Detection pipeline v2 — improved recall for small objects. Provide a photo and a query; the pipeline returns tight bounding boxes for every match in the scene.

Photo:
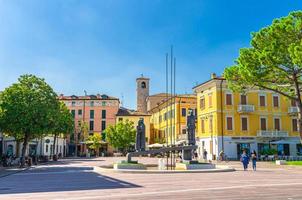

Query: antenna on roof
[121,93,124,107]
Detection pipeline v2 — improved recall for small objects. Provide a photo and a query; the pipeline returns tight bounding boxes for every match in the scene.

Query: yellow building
[116,107,151,144]
[149,95,197,144]
[193,73,302,160]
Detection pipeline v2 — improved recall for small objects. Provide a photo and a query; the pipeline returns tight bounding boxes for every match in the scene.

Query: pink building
[59,94,119,156]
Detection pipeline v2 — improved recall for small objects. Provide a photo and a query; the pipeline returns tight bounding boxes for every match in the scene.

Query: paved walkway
[0,157,301,200]
[0,166,29,178]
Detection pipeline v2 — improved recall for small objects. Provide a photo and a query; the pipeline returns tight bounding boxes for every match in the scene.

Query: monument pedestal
[175,161,215,170]
[113,160,146,170]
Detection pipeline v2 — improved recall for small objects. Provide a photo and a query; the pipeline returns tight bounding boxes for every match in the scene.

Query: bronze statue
[135,119,146,151]
[187,111,196,145]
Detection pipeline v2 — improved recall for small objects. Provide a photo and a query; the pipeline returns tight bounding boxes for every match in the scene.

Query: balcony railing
[257,130,288,137]
[288,106,299,115]
[237,104,255,113]
[178,134,187,140]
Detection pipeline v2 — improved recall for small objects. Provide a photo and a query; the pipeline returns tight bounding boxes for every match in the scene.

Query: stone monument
[135,118,146,152]
[182,112,196,161]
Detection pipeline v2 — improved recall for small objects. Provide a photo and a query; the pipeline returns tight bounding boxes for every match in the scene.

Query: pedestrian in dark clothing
[251,150,257,171]
[203,150,208,161]
[240,150,249,171]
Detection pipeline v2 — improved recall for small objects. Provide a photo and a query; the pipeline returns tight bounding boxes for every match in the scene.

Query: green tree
[51,102,74,160]
[85,133,103,156]
[105,120,136,153]
[224,11,302,141]
[0,74,58,166]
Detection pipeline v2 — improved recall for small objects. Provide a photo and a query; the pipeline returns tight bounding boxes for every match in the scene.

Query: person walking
[203,150,208,161]
[240,150,250,171]
[251,150,257,171]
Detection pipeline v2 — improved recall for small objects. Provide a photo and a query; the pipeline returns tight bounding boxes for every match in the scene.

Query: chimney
[211,73,217,79]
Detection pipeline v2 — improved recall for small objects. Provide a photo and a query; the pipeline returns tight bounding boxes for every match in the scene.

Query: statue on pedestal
[135,119,146,151]
[187,111,196,146]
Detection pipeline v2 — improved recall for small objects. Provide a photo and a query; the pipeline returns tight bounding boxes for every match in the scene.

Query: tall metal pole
[165,53,169,170]
[170,45,173,170]
[173,57,176,169]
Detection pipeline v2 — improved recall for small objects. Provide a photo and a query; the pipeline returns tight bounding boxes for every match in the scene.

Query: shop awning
[270,140,298,144]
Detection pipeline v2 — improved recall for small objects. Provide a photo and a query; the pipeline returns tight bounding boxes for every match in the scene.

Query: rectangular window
[89,121,94,131]
[208,95,212,107]
[72,101,76,107]
[78,109,82,115]
[71,110,75,118]
[45,144,48,153]
[293,119,298,132]
[201,119,205,133]
[90,110,94,119]
[241,95,247,105]
[90,101,94,107]
[226,94,232,105]
[241,117,248,131]
[118,118,123,122]
[226,117,233,130]
[260,95,266,107]
[260,118,267,130]
[182,129,186,134]
[200,98,205,110]
[102,121,106,131]
[273,96,279,107]
[291,99,297,107]
[274,118,280,130]
[181,108,186,117]
[209,118,213,133]
[102,110,106,119]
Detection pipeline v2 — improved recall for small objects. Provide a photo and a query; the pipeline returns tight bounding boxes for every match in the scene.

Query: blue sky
[0,0,301,109]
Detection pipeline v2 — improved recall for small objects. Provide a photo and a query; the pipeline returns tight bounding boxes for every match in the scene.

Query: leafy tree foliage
[105,120,136,153]
[51,102,74,158]
[86,133,103,156]
[0,75,62,166]
[224,11,302,141]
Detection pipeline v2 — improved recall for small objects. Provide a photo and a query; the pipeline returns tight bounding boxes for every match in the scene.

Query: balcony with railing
[288,106,299,115]
[178,134,187,140]
[257,130,288,137]
[237,104,255,113]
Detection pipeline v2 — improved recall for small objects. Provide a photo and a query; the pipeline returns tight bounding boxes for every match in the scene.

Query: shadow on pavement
[0,166,140,194]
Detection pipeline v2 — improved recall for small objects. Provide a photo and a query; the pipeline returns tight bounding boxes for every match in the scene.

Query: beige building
[116,107,151,144]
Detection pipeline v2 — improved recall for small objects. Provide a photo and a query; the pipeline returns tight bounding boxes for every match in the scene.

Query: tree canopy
[105,120,136,153]
[224,11,302,140]
[0,74,69,164]
[86,133,103,156]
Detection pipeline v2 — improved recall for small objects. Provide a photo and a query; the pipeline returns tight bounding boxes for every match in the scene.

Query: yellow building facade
[193,74,302,160]
[149,95,197,144]
[116,107,151,144]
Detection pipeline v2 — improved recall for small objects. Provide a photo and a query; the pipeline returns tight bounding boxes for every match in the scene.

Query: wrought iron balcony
[257,130,288,137]
[237,104,255,113]
[288,106,299,115]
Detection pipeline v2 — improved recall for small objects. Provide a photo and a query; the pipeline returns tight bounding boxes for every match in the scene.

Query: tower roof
[136,74,149,81]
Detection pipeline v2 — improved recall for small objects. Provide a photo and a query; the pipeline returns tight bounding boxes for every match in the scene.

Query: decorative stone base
[113,162,146,170]
[276,160,287,165]
[175,162,215,170]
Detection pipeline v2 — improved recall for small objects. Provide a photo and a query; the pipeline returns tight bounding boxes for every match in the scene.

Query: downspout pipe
[220,79,224,152]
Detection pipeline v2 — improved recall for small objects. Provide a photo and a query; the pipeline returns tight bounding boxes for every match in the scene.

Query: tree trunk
[16,140,20,157]
[53,134,58,161]
[299,106,302,144]
[20,134,29,167]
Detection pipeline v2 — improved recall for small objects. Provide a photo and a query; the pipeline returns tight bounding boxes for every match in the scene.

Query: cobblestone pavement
[0,157,302,200]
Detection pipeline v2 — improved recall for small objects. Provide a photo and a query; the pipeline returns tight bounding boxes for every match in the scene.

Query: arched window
[141,82,146,88]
